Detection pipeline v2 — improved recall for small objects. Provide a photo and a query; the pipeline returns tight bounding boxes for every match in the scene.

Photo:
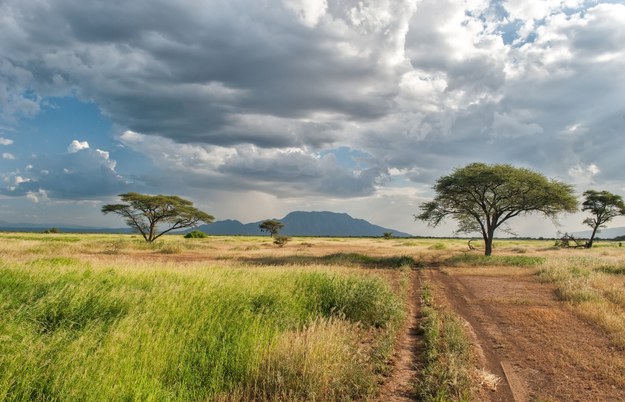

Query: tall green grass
[0,260,403,401]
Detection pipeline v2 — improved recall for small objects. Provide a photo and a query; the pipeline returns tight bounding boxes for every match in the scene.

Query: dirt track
[377,270,422,401]
[423,267,625,402]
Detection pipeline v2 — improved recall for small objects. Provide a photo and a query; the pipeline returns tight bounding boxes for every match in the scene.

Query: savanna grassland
[2,233,625,401]
[0,233,415,401]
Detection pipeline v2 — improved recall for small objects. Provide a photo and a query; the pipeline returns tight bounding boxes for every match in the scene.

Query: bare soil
[423,267,625,402]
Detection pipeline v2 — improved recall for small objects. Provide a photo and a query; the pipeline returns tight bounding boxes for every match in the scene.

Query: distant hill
[197,211,413,237]
[572,227,625,239]
[0,211,413,237]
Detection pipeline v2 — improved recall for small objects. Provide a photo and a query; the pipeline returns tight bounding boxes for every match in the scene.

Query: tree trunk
[484,228,494,256]
[484,238,493,256]
[586,225,599,248]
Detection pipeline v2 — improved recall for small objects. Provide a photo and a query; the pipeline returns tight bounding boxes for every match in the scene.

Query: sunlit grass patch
[242,318,376,401]
[428,243,447,250]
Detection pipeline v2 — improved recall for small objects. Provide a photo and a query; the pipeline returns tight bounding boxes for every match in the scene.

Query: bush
[273,235,290,247]
[184,230,207,239]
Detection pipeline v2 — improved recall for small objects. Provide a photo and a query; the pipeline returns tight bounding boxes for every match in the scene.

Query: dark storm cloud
[0,0,409,148]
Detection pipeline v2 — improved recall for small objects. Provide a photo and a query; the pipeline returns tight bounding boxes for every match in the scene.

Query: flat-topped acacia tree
[582,190,625,248]
[102,192,214,243]
[415,163,578,256]
[259,219,284,237]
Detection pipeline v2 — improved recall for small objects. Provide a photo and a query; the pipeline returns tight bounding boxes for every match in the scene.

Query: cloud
[0,137,13,145]
[67,140,90,153]
[1,0,625,237]
[2,141,131,199]
[2,152,15,160]
[118,130,387,197]
[0,0,417,147]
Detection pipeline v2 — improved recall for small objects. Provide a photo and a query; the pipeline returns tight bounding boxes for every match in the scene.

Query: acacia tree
[415,163,577,256]
[582,190,625,248]
[102,192,214,243]
[259,219,284,237]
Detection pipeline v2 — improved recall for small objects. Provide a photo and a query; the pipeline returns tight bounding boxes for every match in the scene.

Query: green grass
[445,254,545,267]
[0,234,83,242]
[415,282,474,402]
[242,252,417,269]
[0,260,403,401]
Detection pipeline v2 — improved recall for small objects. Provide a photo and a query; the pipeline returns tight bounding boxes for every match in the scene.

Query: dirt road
[423,267,625,401]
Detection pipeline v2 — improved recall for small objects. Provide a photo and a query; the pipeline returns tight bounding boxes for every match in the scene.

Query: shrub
[184,230,207,239]
[273,235,290,247]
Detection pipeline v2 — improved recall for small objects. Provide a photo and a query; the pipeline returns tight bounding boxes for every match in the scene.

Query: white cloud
[2,143,130,200]
[568,163,601,187]
[26,189,48,203]
[0,137,13,145]
[67,140,90,153]
[2,152,15,160]
[282,0,327,27]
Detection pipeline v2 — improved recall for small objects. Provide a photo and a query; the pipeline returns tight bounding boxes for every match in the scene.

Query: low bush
[184,230,207,239]
[273,235,290,247]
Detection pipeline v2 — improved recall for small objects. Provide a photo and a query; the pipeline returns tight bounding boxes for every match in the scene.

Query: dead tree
[556,233,588,249]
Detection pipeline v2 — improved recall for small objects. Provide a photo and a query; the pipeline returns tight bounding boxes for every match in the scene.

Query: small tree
[383,232,393,239]
[416,163,578,256]
[259,219,284,237]
[102,192,214,243]
[582,190,625,248]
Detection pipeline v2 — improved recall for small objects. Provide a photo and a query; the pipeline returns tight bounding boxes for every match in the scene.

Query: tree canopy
[582,190,625,248]
[102,192,214,243]
[415,163,578,256]
[259,219,284,237]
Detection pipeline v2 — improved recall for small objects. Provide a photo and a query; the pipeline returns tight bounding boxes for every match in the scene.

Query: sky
[1,0,625,236]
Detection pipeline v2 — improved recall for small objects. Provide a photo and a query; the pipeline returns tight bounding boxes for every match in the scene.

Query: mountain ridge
[196,211,414,237]
[0,211,414,237]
